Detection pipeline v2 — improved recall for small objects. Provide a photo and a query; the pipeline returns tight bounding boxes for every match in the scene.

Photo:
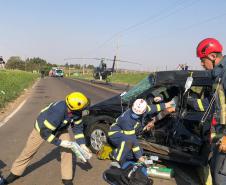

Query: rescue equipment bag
[103,164,153,185]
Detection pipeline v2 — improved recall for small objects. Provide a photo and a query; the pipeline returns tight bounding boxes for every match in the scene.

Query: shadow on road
[76,161,93,172]
[0,160,6,177]
[22,147,93,179]
[168,162,202,185]
[0,160,6,170]
[73,155,93,173]
[23,147,60,176]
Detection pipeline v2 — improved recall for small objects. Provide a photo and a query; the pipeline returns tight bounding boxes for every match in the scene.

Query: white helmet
[132,99,147,115]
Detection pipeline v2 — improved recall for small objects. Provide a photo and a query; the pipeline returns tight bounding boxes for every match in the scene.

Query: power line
[139,11,226,43]
[63,57,141,65]
[97,0,199,49]
[180,12,226,31]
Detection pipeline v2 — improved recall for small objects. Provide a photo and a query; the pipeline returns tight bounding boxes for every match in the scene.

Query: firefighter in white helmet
[108,98,175,167]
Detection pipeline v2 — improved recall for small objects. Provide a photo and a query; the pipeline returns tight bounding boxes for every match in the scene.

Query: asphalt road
[0,77,199,185]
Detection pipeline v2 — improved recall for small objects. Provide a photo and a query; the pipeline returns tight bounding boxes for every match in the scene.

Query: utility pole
[115,35,121,72]
[69,61,71,77]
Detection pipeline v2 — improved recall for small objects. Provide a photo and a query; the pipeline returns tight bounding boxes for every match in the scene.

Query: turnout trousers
[210,145,226,185]
[109,132,141,165]
[10,128,73,180]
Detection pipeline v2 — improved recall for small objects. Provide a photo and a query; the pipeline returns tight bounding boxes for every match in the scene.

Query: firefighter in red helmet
[197,38,226,185]
[197,38,223,70]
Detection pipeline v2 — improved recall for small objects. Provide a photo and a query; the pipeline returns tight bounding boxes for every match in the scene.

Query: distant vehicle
[49,68,64,77]
[83,70,213,166]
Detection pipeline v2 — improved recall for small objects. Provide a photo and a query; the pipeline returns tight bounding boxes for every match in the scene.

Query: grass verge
[0,70,38,108]
[71,72,149,85]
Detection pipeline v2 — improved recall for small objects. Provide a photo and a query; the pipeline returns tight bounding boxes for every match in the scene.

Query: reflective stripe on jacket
[212,56,226,137]
[187,97,209,112]
[35,101,85,145]
[108,103,166,159]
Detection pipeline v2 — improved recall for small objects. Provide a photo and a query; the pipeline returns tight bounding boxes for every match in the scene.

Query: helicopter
[92,56,116,82]
[64,56,141,83]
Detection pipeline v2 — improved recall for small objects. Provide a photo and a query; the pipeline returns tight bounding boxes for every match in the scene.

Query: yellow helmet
[66,92,89,111]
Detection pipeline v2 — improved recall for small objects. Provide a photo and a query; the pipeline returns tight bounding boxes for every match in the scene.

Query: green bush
[0,70,38,108]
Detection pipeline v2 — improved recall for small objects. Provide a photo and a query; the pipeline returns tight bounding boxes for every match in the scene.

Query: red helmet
[196,38,223,58]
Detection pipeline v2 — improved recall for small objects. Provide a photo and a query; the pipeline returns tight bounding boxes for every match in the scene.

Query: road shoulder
[0,79,39,124]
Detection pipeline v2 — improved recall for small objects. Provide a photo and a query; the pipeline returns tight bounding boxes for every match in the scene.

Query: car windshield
[121,75,155,103]
[56,69,63,73]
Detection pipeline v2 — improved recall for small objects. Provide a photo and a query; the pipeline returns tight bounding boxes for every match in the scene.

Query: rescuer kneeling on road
[1,92,92,185]
[108,98,175,167]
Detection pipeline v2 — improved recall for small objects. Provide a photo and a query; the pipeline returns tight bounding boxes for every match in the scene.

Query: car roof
[152,70,212,87]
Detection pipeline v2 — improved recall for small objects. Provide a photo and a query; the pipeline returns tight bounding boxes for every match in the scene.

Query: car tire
[88,123,110,153]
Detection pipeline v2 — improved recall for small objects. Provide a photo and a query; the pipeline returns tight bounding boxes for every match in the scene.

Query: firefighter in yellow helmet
[2,92,91,185]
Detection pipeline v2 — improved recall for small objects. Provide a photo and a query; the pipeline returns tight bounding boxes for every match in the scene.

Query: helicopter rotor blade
[104,58,141,65]
[64,57,98,61]
[64,57,141,65]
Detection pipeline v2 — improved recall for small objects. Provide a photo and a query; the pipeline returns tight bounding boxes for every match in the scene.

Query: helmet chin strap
[206,56,216,68]
[211,60,215,68]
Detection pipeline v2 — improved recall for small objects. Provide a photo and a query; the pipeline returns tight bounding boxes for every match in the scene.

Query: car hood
[89,95,126,116]
[154,70,212,86]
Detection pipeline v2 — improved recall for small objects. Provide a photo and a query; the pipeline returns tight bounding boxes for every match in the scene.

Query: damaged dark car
[83,70,213,166]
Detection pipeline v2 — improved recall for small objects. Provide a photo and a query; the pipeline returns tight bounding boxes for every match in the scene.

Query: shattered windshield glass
[121,74,155,103]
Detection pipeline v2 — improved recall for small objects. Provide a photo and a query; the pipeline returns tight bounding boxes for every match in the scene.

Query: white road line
[0,99,27,127]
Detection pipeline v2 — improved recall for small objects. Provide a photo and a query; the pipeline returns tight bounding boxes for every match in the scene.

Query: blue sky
[0,0,226,71]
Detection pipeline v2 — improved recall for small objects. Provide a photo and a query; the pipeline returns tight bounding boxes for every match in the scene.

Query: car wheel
[88,123,110,153]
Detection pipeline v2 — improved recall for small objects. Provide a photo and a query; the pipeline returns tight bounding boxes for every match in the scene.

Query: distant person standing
[196,38,226,185]
[40,69,45,78]
[0,56,5,69]
[184,64,189,71]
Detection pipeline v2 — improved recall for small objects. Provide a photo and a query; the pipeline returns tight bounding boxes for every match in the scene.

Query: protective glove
[138,156,146,163]
[165,97,177,108]
[143,118,156,131]
[172,96,178,107]
[219,136,226,153]
[165,107,176,113]
[60,140,74,149]
[80,144,92,158]
[154,96,163,103]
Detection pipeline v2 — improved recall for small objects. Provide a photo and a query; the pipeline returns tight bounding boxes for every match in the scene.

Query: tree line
[4,56,95,75]
[5,56,56,75]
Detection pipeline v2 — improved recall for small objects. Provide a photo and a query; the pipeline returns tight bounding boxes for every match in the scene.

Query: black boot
[0,176,6,185]
[5,173,20,184]
[62,179,73,185]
